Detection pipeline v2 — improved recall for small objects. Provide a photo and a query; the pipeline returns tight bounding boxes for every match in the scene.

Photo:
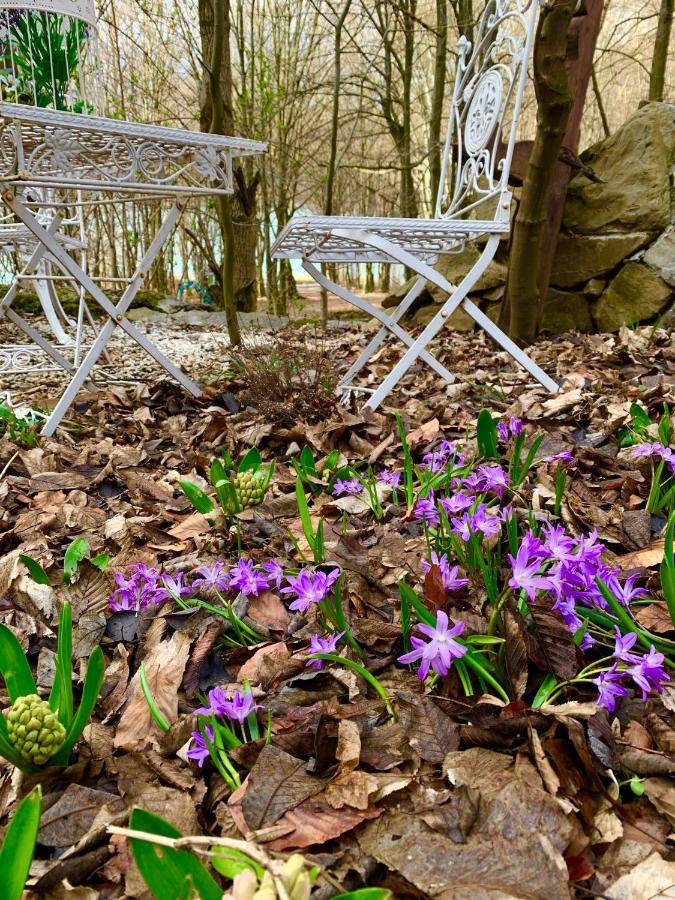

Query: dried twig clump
[232,328,338,426]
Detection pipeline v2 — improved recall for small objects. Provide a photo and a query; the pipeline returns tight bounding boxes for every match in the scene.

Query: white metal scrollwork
[436,0,538,220]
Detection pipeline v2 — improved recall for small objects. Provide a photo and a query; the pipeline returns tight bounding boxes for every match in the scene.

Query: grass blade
[0,786,41,900]
[0,624,37,701]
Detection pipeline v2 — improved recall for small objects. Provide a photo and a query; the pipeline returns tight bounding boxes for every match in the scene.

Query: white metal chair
[272,0,559,408]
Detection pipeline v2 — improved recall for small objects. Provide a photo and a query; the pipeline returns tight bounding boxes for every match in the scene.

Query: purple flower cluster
[631,442,675,472]
[421,440,458,473]
[281,567,341,612]
[378,470,402,490]
[333,477,363,497]
[306,630,345,669]
[398,611,466,680]
[109,563,167,612]
[497,417,523,442]
[188,686,262,767]
[450,502,501,542]
[594,629,670,711]
[421,552,468,593]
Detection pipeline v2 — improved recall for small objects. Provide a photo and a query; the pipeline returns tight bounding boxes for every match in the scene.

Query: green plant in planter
[180,447,274,525]
[0,601,104,773]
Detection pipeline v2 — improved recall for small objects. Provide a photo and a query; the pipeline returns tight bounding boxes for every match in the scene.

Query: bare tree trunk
[649,0,673,102]
[501,0,576,345]
[429,0,448,201]
[199,0,241,344]
[321,0,353,329]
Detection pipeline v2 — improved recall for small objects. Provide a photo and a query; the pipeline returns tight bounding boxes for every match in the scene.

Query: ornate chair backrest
[435,0,539,222]
[0,0,96,112]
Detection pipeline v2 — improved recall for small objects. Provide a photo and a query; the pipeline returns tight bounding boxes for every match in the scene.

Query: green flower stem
[462,652,510,703]
[486,587,513,637]
[308,653,396,721]
[595,577,675,663]
[582,605,675,657]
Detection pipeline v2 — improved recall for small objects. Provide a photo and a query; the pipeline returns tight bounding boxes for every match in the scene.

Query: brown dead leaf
[399,692,460,762]
[616,538,665,570]
[634,602,674,634]
[605,851,675,899]
[643,777,675,827]
[114,629,191,751]
[406,418,440,449]
[39,785,125,848]
[335,718,361,772]
[239,745,326,830]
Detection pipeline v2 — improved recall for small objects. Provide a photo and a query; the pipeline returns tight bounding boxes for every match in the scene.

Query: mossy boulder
[551,233,654,288]
[593,261,673,332]
[564,103,675,234]
[541,289,593,333]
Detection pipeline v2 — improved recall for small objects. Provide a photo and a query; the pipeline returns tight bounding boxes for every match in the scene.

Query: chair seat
[271,214,509,263]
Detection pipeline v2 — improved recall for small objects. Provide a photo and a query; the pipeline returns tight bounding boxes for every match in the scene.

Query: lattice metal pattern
[272,214,509,262]
[0,104,266,194]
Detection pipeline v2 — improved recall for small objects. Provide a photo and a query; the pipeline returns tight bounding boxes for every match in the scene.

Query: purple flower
[228,559,270,597]
[157,572,192,601]
[594,667,629,712]
[196,687,261,723]
[630,441,668,461]
[397,611,466,680]
[540,525,577,563]
[413,491,440,526]
[476,464,511,498]
[508,542,557,602]
[470,504,502,537]
[306,631,345,669]
[439,492,474,515]
[421,552,469,592]
[262,560,285,589]
[108,564,165,612]
[613,627,639,663]
[545,450,575,464]
[509,417,523,437]
[378,470,401,490]
[187,726,214,767]
[192,562,230,592]
[604,572,647,607]
[333,477,362,496]
[281,567,340,613]
[625,647,670,700]
[497,421,509,443]
[551,593,583,635]
[450,513,473,542]
[421,440,456,473]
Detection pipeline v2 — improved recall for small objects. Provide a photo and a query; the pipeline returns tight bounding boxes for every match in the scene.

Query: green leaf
[210,846,264,881]
[0,785,41,900]
[63,538,91,583]
[91,552,110,571]
[332,890,392,899]
[19,553,51,586]
[658,403,671,446]
[139,662,171,732]
[295,478,316,554]
[179,480,215,515]
[238,447,262,473]
[50,646,104,766]
[299,445,316,476]
[49,602,73,727]
[662,512,675,627]
[477,409,498,459]
[398,581,434,626]
[0,624,37,702]
[629,402,651,432]
[129,807,223,900]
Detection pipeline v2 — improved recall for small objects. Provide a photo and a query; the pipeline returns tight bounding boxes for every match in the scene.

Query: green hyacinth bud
[234,471,265,509]
[6,694,66,766]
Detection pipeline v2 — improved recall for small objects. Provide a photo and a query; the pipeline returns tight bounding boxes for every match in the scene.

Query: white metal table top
[0,103,267,196]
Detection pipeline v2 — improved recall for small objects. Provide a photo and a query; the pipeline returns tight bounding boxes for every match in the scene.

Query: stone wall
[384,103,675,334]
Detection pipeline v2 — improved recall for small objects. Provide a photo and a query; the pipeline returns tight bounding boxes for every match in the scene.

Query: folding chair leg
[302,261,455,387]
[337,274,428,389]
[463,299,559,392]
[327,230,558,409]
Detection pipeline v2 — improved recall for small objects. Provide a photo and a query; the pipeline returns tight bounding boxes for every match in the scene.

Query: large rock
[541,288,593,333]
[551,232,654,288]
[409,302,474,331]
[430,246,508,301]
[564,103,675,234]
[593,261,673,332]
[644,228,675,287]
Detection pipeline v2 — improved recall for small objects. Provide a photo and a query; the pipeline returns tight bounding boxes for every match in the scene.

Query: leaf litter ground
[0,318,674,899]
